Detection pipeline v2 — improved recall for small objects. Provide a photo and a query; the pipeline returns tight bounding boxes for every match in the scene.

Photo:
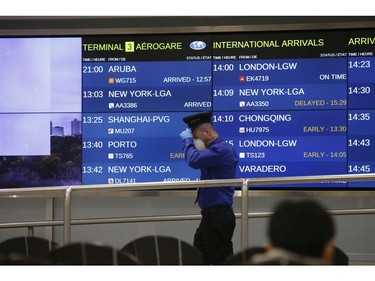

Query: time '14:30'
[348,86,371,95]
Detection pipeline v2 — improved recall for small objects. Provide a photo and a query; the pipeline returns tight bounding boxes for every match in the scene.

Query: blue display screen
[1,30,375,189]
[80,31,375,188]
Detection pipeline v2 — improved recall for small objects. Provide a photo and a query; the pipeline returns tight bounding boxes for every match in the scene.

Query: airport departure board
[1,28,375,189]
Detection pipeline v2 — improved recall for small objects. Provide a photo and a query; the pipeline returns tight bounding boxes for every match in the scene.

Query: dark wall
[1,16,375,35]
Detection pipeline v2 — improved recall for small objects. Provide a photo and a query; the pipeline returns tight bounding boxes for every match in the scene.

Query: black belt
[201,206,233,215]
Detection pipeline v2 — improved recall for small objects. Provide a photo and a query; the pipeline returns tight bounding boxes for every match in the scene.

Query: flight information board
[212,30,348,188]
[79,30,375,188]
[2,28,374,189]
[81,34,213,184]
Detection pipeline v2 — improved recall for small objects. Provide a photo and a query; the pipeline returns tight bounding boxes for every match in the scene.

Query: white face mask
[194,139,206,150]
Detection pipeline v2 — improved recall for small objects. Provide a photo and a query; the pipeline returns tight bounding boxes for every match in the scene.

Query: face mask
[194,139,206,151]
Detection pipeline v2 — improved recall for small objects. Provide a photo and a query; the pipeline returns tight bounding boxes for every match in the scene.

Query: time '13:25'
[82,116,103,124]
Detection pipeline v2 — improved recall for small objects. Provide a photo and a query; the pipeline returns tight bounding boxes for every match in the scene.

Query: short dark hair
[268,199,335,258]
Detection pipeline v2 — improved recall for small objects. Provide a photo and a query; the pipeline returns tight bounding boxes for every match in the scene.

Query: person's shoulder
[211,137,232,149]
[249,248,325,265]
[212,136,230,145]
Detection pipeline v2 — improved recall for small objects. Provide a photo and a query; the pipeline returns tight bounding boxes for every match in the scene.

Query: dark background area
[1,16,375,35]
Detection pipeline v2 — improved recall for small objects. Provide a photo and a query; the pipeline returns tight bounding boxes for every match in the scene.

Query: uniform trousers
[193,206,236,265]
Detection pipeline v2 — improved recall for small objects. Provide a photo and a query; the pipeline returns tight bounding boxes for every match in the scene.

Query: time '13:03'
[83,91,104,98]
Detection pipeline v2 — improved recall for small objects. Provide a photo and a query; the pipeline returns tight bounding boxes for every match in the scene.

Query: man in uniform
[180,112,239,265]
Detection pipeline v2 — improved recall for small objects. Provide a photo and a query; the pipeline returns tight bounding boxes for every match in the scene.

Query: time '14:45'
[348,165,371,173]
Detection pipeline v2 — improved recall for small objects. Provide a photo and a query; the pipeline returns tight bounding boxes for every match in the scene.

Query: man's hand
[180,128,193,140]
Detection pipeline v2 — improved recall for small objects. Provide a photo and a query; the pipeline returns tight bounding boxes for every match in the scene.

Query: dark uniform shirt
[182,136,239,209]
